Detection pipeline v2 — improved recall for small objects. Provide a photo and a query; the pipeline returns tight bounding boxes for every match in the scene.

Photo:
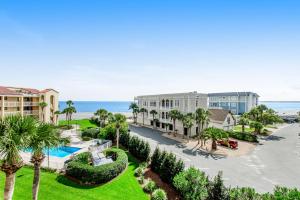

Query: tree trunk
[142,113,144,125]
[197,123,200,144]
[32,163,41,200]
[4,172,16,200]
[116,128,120,148]
[212,140,217,151]
[242,125,245,133]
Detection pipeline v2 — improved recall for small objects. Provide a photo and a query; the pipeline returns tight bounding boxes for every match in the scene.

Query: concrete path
[129,123,300,193]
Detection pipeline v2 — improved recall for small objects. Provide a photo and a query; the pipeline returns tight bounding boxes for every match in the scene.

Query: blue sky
[1,0,300,101]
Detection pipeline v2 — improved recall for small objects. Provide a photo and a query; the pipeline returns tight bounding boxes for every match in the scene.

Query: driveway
[129,123,300,193]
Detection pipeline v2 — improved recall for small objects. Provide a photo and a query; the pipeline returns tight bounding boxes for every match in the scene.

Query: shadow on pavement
[260,135,285,141]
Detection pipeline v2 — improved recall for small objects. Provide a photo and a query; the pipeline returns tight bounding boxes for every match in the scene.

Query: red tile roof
[0,86,58,95]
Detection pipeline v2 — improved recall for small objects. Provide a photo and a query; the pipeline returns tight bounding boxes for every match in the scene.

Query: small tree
[110,114,126,148]
[150,147,162,172]
[238,117,249,133]
[129,102,139,124]
[182,113,194,141]
[250,121,263,135]
[94,109,109,127]
[169,110,181,136]
[173,167,208,200]
[207,172,230,200]
[139,108,148,125]
[204,127,228,150]
[39,102,48,122]
[150,110,158,129]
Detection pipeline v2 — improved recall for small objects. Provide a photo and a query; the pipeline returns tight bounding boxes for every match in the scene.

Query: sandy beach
[58,112,133,120]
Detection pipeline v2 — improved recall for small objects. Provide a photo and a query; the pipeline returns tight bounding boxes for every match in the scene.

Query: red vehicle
[217,140,238,149]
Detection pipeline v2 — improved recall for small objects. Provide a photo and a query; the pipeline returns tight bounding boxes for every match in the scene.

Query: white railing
[23,102,39,106]
[4,111,21,116]
[4,102,20,107]
[89,140,112,152]
[23,110,39,115]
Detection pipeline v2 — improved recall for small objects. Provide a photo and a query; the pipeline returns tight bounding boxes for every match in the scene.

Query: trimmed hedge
[228,131,258,143]
[81,128,99,139]
[65,148,128,185]
[151,147,185,185]
[120,132,151,162]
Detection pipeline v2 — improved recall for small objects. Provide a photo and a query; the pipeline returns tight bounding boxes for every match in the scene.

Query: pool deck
[21,126,92,170]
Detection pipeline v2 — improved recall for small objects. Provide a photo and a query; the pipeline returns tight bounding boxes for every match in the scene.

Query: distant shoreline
[58,112,132,120]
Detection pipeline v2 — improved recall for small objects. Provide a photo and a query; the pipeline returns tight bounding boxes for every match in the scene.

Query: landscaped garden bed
[65,148,128,185]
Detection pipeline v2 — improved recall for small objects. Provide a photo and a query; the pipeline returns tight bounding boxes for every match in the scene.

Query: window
[166,100,169,107]
[162,99,165,107]
[166,112,169,119]
[170,100,173,107]
[162,112,165,119]
[4,97,7,100]
[196,100,198,107]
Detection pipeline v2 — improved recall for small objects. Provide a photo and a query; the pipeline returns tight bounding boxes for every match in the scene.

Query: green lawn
[233,125,254,133]
[59,119,98,130]
[0,153,148,200]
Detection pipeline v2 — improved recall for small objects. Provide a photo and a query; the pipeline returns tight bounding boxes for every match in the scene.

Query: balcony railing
[4,111,21,116]
[23,110,39,115]
[23,102,39,107]
[4,102,21,107]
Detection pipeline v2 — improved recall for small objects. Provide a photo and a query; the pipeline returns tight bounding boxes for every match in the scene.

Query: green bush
[151,147,184,185]
[81,128,99,139]
[229,187,261,200]
[228,131,258,143]
[99,122,128,141]
[151,189,167,200]
[173,167,208,200]
[134,167,144,177]
[207,172,229,200]
[82,136,92,141]
[120,131,131,148]
[144,180,157,193]
[128,135,150,162]
[65,148,128,185]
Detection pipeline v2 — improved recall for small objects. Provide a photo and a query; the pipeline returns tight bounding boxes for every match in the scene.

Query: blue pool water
[24,146,81,158]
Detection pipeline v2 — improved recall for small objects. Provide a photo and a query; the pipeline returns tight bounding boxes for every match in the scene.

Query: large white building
[135,92,207,137]
[135,91,258,137]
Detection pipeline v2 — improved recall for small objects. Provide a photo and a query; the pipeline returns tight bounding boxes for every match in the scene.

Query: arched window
[166,112,169,119]
[166,100,169,107]
[162,112,165,119]
[162,99,165,107]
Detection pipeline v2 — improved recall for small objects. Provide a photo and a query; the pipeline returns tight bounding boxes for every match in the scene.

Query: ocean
[59,101,300,113]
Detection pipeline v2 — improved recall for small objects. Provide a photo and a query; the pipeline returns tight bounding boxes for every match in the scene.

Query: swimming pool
[24,146,81,158]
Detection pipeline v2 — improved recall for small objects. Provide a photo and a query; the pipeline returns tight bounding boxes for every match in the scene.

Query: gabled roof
[40,88,59,93]
[0,86,19,95]
[208,108,232,122]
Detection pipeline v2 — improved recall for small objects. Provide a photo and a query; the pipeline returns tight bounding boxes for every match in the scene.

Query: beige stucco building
[134,92,208,137]
[0,86,59,124]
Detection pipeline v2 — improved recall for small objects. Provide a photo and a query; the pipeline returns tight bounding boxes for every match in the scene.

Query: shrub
[134,167,144,177]
[144,180,157,193]
[138,175,145,184]
[99,122,128,141]
[150,147,162,172]
[173,167,208,200]
[65,148,128,185]
[207,172,230,200]
[228,131,258,143]
[128,135,150,162]
[151,189,167,200]
[120,131,131,148]
[82,136,92,141]
[151,147,184,185]
[81,128,99,139]
[229,187,260,200]
[273,186,300,199]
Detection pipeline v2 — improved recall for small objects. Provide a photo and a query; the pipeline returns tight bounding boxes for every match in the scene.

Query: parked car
[217,139,238,149]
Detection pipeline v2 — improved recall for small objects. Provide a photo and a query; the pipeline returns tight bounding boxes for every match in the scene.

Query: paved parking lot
[129,123,300,193]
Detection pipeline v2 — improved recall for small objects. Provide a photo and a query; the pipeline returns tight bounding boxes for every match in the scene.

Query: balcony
[24,110,39,116]
[23,102,39,107]
[4,111,21,116]
[4,102,21,107]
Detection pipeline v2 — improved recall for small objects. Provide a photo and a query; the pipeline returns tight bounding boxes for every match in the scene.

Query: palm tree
[29,123,61,200]
[94,109,109,127]
[139,108,148,125]
[54,110,61,125]
[250,121,263,135]
[248,107,260,121]
[39,102,48,122]
[182,113,194,142]
[169,110,181,136]
[110,114,126,148]
[63,101,77,127]
[0,115,36,200]
[238,116,249,133]
[204,127,228,151]
[257,104,268,121]
[129,102,139,124]
[195,108,205,144]
[150,110,158,129]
